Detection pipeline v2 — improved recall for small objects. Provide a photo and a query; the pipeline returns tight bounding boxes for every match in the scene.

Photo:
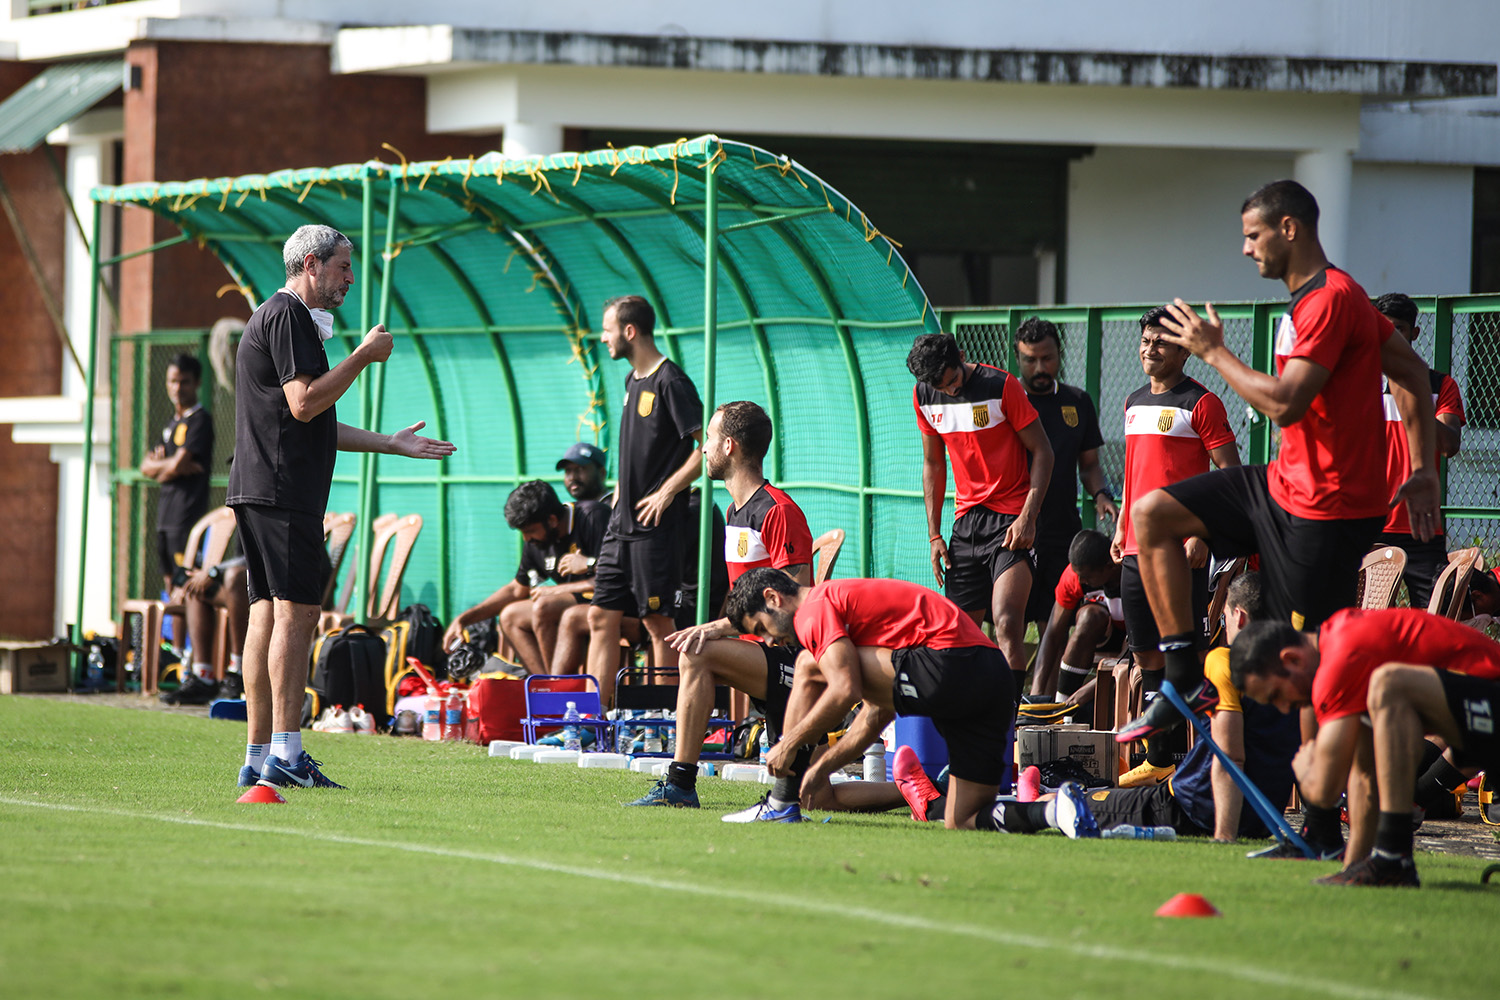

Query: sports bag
[310,624,389,728]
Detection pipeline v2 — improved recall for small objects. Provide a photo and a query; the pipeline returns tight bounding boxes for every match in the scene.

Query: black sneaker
[160,672,218,706]
[1313,855,1420,888]
[217,672,244,700]
[1246,836,1345,861]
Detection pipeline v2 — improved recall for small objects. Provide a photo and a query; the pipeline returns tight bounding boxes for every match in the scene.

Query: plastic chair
[1357,545,1407,610]
[811,528,845,585]
[1427,547,1484,620]
[612,665,737,759]
[366,514,422,625]
[519,673,612,746]
[321,512,357,610]
[334,513,397,617]
[120,505,238,694]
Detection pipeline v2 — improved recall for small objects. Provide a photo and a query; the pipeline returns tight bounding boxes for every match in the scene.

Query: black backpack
[396,603,447,679]
[310,625,389,728]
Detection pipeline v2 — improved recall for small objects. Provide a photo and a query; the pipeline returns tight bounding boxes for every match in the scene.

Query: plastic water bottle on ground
[85,645,106,691]
[1101,824,1177,840]
[643,710,663,754]
[863,741,887,781]
[562,700,582,752]
[757,726,770,764]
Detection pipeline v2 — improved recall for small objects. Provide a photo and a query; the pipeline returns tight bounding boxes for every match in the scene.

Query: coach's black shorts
[1026,530,1075,624]
[748,641,801,741]
[233,504,327,606]
[156,525,193,580]
[1163,465,1382,630]
[891,644,1013,786]
[591,531,683,619]
[1377,531,1447,612]
[1084,782,1204,835]
[1438,670,1500,769]
[1120,555,1211,652]
[945,506,1033,614]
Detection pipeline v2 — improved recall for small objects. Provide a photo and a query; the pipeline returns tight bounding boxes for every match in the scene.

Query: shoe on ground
[311,706,347,733]
[259,751,346,789]
[1118,760,1176,789]
[161,672,218,706]
[237,765,259,787]
[217,672,244,700]
[625,779,700,808]
[721,794,803,823]
[1246,836,1345,861]
[893,745,941,823]
[1017,765,1043,803]
[1313,854,1420,888]
[348,704,375,734]
[1055,781,1102,839]
[1116,679,1218,743]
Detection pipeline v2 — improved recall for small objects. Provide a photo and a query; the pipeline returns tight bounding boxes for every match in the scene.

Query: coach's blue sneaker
[1055,781,1101,839]
[722,794,803,823]
[237,765,259,788]
[259,752,346,789]
[625,779,700,808]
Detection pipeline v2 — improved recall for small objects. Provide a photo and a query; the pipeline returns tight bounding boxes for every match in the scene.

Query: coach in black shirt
[229,223,454,791]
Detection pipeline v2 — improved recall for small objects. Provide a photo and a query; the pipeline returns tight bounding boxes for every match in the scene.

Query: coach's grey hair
[282,225,352,279]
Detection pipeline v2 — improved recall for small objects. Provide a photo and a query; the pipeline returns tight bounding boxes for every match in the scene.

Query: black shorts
[748,641,800,741]
[891,644,1013,785]
[1120,555,1211,652]
[945,506,1033,613]
[157,525,193,580]
[1377,531,1447,612]
[590,531,683,619]
[1163,465,1382,629]
[1084,782,1203,835]
[233,504,327,606]
[1438,670,1500,769]
[1026,531,1074,624]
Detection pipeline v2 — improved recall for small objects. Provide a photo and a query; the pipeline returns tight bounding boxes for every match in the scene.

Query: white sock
[271,731,302,764]
[245,743,269,772]
[192,662,213,680]
[229,653,242,672]
[1060,662,1090,678]
[1044,799,1059,828]
[767,794,796,810]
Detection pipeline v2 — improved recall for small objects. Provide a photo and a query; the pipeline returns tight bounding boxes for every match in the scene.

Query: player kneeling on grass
[723,568,1099,837]
[1231,607,1500,886]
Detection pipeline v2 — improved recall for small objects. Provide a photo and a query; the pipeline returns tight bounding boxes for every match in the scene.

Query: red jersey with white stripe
[1382,369,1464,535]
[724,483,814,583]
[793,578,994,660]
[1054,564,1125,626]
[1119,376,1236,555]
[1268,268,1393,520]
[914,364,1039,518]
[1312,608,1500,724]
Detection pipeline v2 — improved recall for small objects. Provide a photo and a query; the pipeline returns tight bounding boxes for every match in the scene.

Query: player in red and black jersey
[1120,180,1440,749]
[1373,293,1466,610]
[585,295,705,707]
[1232,610,1500,886]
[724,569,1099,837]
[627,400,816,817]
[1114,307,1240,786]
[907,333,1053,693]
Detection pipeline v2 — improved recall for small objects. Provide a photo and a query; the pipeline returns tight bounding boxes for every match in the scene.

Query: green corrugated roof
[0,59,122,153]
[91,135,944,605]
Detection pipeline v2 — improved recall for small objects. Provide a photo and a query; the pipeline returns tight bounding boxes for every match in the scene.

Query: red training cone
[237,783,286,804]
[1155,893,1220,918]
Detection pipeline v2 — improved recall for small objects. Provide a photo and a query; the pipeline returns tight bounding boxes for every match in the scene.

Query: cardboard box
[0,641,71,694]
[1014,724,1119,785]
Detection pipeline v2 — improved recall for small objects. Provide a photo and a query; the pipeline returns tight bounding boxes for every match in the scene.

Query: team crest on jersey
[1061,405,1078,428]
[173,422,187,447]
[636,391,656,418]
[737,530,749,558]
[971,404,990,428]
[648,596,661,611]
[1157,409,1175,433]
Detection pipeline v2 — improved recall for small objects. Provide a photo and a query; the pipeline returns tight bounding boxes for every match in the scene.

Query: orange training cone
[1155,893,1220,918]
[237,783,286,804]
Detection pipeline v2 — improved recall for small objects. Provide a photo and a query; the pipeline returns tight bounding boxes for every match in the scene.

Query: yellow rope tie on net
[860,212,902,249]
[524,162,556,201]
[380,143,411,191]
[571,154,584,187]
[462,156,476,197]
[297,177,319,204]
[234,189,253,209]
[419,157,452,192]
[382,241,406,262]
[607,144,624,177]
[218,184,232,212]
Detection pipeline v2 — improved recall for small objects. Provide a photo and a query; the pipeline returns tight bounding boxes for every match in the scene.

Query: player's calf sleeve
[975,799,1049,834]
[1301,801,1345,847]
[1159,634,1199,690]
[769,744,814,806]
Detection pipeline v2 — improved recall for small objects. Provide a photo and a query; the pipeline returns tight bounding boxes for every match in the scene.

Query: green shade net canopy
[89,135,942,623]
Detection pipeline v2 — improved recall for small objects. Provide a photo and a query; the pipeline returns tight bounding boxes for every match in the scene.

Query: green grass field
[2,697,1496,999]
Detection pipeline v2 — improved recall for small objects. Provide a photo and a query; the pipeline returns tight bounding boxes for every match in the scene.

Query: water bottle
[1101,824,1178,840]
[422,688,443,741]
[86,645,105,691]
[863,741,887,781]
[443,688,465,741]
[643,710,663,754]
[614,708,636,755]
[562,700,582,753]
[757,726,770,765]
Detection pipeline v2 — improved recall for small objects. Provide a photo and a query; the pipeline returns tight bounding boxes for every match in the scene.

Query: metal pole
[695,158,718,624]
[72,200,104,677]
[353,172,377,619]
[1082,307,1103,529]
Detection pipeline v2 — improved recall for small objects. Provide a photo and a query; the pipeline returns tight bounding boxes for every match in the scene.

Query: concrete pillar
[1294,148,1353,269]
[502,122,563,159]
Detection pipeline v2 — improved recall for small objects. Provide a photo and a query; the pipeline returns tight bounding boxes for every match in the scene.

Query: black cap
[556,442,607,470]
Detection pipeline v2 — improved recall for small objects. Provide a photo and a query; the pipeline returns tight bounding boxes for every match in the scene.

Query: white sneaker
[348,704,375,734]
[311,706,340,732]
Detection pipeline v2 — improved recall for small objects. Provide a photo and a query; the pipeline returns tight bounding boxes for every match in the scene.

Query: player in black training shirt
[585,295,704,707]
[442,480,609,674]
[1013,318,1117,686]
[230,224,454,791]
[141,353,214,596]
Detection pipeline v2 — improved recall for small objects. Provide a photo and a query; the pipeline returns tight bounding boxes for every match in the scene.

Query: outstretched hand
[389,421,456,460]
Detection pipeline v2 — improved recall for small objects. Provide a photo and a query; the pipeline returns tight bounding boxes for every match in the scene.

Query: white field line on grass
[2,796,1434,1000]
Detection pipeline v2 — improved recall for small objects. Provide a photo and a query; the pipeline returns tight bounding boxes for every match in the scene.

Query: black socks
[666,761,698,792]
